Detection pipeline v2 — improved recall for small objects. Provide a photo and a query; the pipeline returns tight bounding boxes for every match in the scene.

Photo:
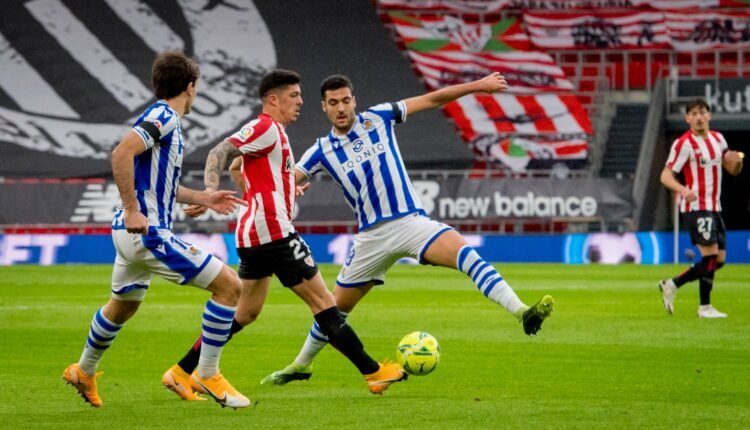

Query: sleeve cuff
[295,165,312,179]
[131,128,152,150]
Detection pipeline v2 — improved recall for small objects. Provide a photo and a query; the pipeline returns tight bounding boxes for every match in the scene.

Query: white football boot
[697,305,728,319]
[658,279,677,315]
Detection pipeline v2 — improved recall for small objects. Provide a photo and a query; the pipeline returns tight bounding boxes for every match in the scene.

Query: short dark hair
[686,98,710,113]
[320,74,353,99]
[258,69,301,98]
[151,51,200,100]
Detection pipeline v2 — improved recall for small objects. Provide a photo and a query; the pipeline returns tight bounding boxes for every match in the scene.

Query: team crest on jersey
[362,119,373,130]
[188,246,201,256]
[304,255,315,267]
[239,125,254,141]
[0,1,274,161]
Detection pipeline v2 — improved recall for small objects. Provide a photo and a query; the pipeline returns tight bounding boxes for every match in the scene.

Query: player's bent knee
[235,310,260,326]
[696,255,718,277]
[207,266,241,306]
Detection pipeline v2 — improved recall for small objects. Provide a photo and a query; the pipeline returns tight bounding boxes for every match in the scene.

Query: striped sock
[196,299,236,378]
[457,245,526,315]
[293,311,349,367]
[78,308,123,376]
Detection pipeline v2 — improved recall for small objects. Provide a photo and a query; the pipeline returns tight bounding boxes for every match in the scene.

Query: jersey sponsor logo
[352,139,364,152]
[342,143,387,172]
[0,1,274,161]
[699,156,721,167]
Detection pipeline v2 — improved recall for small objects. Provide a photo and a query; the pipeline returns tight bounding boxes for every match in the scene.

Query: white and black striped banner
[0,0,275,175]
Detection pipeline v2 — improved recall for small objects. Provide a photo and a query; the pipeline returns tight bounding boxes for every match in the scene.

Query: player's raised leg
[290,272,406,394]
[262,283,371,385]
[423,229,554,335]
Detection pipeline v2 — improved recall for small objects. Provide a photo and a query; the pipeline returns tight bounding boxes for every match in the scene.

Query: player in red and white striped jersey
[659,98,743,319]
[226,111,296,247]
[165,70,406,400]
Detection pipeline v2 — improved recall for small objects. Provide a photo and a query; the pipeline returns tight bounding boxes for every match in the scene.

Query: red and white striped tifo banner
[666,11,750,51]
[523,10,750,51]
[407,50,574,93]
[377,0,742,12]
[523,11,672,50]
[444,93,592,139]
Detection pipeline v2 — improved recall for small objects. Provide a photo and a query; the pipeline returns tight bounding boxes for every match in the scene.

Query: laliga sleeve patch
[239,125,254,142]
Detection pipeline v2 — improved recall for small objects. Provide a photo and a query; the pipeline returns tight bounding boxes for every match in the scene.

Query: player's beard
[183,99,192,115]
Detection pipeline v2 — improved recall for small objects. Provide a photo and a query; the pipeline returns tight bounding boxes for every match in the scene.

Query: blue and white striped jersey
[296,101,424,230]
[112,100,183,230]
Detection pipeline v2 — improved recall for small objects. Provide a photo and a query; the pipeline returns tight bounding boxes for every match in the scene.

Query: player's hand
[296,183,311,197]
[679,187,697,202]
[183,204,208,218]
[124,209,148,234]
[205,190,247,215]
[723,150,743,176]
[476,72,508,94]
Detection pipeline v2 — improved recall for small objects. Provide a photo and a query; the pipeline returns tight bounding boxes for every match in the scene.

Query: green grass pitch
[1,263,748,429]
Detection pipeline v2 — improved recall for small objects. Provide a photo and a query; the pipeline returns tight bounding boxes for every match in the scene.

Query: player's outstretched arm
[403,72,508,116]
[660,167,696,202]
[176,187,245,215]
[111,131,149,233]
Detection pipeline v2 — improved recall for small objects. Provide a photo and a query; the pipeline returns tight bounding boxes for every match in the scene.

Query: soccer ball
[396,331,440,376]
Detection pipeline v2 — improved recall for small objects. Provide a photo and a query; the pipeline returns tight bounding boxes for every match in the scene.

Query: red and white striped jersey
[227,113,296,248]
[666,130,728,213]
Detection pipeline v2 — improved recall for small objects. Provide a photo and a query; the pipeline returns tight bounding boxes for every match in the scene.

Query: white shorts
[337,213,453,288]
[110,228,224,301]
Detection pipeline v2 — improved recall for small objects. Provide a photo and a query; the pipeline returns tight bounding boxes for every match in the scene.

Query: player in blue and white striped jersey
[111,99,183,231]
[63,51,250,409]
[262,73,556,385]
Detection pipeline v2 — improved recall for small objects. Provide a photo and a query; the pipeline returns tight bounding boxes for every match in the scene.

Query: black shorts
[236,233,319,287]
[682,211,726,249]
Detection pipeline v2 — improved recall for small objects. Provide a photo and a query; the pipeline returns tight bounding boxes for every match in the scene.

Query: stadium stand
[600,103,648,178]
[1,0,749,242]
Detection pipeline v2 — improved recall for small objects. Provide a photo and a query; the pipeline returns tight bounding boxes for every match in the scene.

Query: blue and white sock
[457,245,526,315]
[197,299,236,378]
[293,311,349,367]
[78,308,123,376]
